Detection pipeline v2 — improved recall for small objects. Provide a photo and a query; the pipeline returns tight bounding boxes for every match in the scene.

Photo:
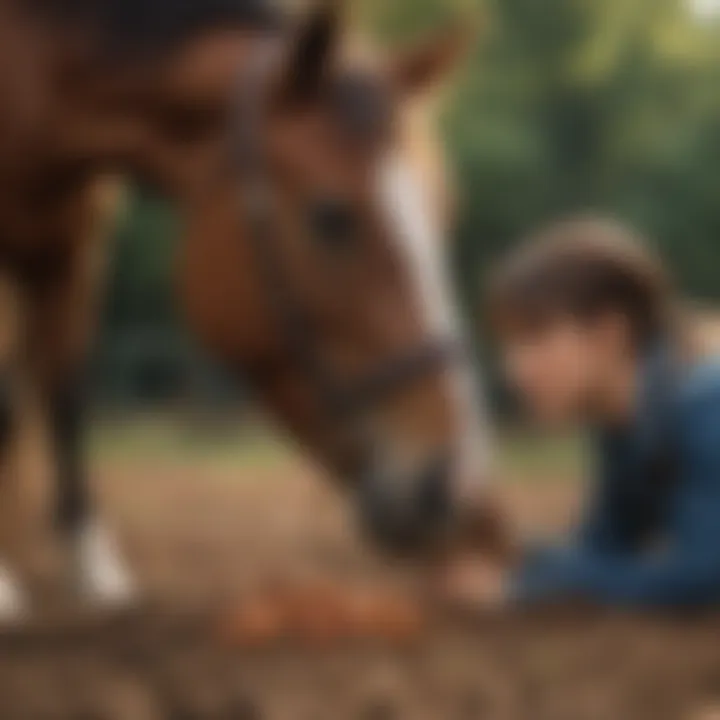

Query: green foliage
[437,0,720,303]
[106,187,180,331]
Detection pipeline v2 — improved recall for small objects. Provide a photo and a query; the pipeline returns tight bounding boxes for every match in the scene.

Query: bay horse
[0,0,494,617]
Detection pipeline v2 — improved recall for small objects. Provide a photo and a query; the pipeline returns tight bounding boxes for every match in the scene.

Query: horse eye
[309,199,358,249]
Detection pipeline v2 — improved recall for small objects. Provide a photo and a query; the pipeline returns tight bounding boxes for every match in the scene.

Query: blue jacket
[513,348,720,607]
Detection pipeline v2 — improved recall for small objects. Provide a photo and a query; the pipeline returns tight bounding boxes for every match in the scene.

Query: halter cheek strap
[232,49,458,424]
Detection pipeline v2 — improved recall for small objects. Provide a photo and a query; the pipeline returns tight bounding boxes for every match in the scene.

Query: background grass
[90,415,585,484]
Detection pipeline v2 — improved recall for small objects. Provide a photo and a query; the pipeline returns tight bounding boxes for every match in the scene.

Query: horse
[0,0,495,617]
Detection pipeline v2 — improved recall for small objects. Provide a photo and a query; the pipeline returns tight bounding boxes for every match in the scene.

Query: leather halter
[232,50,459,423]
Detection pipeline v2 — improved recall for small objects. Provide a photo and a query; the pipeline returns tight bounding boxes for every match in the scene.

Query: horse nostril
[357,454,454,554]
[416,454,453,527]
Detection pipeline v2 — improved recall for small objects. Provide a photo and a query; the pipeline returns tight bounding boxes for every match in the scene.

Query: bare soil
[1,456,719,720]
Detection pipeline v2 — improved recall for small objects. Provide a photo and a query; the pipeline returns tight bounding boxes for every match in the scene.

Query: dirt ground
[2,450,720,720]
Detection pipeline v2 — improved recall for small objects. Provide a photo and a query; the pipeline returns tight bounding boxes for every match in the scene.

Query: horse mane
[24,0,285,58]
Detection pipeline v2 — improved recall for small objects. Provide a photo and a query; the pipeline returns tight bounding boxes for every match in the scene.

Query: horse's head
[176,6,493,554]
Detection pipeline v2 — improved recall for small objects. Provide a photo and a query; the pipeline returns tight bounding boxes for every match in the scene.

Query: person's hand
[454,488,519,564]
[439,556,511,611]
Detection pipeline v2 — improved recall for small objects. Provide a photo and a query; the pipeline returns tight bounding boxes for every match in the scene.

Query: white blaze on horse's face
[377,154,454,339]
[375,150,491,500]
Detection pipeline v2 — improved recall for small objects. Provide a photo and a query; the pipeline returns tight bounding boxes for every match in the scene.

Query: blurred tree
[446,0,720,303]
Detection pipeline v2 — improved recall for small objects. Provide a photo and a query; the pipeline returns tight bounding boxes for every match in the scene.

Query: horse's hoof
[77,519,139,609]
[0,565,27,623]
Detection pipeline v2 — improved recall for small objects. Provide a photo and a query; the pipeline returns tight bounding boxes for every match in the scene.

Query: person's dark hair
[487,216,675,349]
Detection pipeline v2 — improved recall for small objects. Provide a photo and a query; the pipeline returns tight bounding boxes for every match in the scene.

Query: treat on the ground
[217,584,427,647]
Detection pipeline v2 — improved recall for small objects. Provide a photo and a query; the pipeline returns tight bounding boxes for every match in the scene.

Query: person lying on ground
[456,216,720,608]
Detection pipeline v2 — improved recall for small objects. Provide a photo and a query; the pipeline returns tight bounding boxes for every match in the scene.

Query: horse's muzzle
[356,453,456,555]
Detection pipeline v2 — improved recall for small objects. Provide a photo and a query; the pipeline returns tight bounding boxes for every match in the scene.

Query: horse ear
[392,23,476,98]
[275,2,342,106]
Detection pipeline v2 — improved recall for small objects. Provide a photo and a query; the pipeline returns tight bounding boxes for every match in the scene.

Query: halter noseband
[232,50,459,423]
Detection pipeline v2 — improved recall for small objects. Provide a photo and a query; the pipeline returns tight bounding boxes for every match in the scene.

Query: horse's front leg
[27,179,137,609]
[0,273,72,616]
[47,370,137,606]
[0,275,33,618]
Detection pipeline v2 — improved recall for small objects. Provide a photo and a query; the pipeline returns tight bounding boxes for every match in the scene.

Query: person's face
[498,314,630,426]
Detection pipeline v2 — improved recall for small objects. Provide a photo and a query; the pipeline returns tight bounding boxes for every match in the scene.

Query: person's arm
[512,438,654,604]
[513,538,720,607]
[512,393,720,607]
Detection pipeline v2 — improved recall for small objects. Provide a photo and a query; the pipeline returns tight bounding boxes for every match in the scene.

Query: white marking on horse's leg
[376,153,492,487]
[0,565,26,622]
[76,518,138,607]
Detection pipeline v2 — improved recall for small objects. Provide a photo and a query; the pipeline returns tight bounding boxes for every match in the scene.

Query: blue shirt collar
[598,340,677,462]
[635,341,678,456]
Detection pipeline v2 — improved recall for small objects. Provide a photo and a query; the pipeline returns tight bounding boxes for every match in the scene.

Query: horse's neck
[55,32,267,156]
[0,26,272,251]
